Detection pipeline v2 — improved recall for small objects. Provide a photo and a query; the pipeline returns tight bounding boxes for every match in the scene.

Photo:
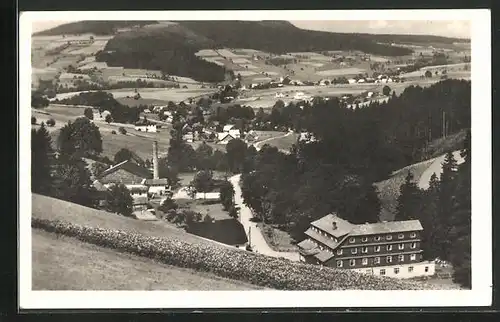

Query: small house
[183,132,194,143]
[217,132,236,145]
[135,124,158,132]
[348,79,357,84]
[143,178,170,195]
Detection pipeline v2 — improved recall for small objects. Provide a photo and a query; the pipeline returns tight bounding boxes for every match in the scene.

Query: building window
[398,255,405,262]
[337,260,343,268]
[410,232,416,238]
[408,266,414,273]
[386,235,392,241]
[425,266,429,273]
[374,246,380,252]
[380,269,386,276]
[337,249,343,255]
[374,236,381,241]
[362,237,368,242]
[350,259,356,267]
[398,243,404,250]
[349,237,355,243]
[398,233,404,239]
[351,248,358,254]
[411,242,417,249]
[374,257,380,264]
[362,247,368,253]
[394,267,400,274]
[362,258,368,266]
[387,245,393,251]
[386,256,392,263]
[410,254,416,261]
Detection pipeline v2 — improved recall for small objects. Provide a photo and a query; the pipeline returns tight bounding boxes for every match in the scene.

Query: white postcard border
[19,9,491,309]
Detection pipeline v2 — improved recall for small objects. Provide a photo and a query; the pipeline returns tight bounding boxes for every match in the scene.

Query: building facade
[297,214,435,279]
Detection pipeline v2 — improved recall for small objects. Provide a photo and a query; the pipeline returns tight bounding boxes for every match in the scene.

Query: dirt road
[229,174,299,262]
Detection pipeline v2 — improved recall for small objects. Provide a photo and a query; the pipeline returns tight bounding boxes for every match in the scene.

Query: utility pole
[248,227,251,245]
[442,111,446,138]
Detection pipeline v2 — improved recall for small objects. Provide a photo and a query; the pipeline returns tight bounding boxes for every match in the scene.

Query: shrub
[46,118,56,127]
[119,127,127,135]
[31,116,37,125]
[111,130,117,134]
[32,217,457,291]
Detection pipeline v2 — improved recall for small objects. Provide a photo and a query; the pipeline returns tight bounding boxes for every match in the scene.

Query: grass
[176,199,230,221]
[258,223,298,252]
[34,105,172,160]
[374,158,437,221]
[260,133,298,151]
[316,68,367,77]
[177,171,229,187]
[32,229,260,290]
[32,193,215,247]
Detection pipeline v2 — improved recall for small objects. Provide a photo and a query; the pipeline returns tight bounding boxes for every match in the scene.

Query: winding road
[229,174,299,262]
[418,150,465,190]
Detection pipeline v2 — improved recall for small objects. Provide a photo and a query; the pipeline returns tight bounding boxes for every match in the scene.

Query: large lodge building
[298,214,435,279]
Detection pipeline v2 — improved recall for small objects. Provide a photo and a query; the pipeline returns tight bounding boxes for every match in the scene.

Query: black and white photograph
[19,10,491,309]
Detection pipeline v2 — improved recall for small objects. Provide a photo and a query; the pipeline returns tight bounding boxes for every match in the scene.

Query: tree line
[57,91,141,124]
[32,118,134,216]
[239,79,470,261]
[395,131,471,288]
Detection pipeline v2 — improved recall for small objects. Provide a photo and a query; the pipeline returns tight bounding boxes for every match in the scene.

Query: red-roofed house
[297,213,435,279]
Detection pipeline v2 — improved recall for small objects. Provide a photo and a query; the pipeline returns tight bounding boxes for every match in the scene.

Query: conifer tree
[438,151,458,259]
[31,124,54,194]
[395,171,422,221]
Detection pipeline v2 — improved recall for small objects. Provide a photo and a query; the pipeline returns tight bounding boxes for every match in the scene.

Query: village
[29,20,472,292]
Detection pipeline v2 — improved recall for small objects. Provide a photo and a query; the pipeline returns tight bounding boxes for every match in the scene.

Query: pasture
[32,105,171,160]
[316,67,367,77]
[374,158,436,221]
[33,229,259,290]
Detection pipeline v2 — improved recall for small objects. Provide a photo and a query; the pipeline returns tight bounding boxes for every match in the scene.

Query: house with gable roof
[298,213,435,279]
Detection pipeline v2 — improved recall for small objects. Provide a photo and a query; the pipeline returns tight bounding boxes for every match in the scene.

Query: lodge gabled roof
[98,160,152,182]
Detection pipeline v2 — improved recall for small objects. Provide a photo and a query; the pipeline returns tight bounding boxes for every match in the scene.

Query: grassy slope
[33,229,260,290]
[375,129,468,221]
[32,194,212,246]
[32,106,171,160]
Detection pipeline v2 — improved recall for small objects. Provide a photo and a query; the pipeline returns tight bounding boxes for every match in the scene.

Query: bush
[111,130,117,134]
[32,217,457,291]
[119,127,127,135]
[31,116,37,125]
[46,118,56,127]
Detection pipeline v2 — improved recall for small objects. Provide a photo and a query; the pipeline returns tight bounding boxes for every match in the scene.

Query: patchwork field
[52,87,216,103]
[32,105,172,160]
[33,229,260,290]
[316,67,367,77]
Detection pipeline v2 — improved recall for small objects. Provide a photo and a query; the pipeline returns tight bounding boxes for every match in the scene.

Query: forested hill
[173,21,413,56]
[33,21,157,36]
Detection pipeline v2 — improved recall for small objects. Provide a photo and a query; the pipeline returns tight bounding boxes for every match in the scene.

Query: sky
[31,20,470,39]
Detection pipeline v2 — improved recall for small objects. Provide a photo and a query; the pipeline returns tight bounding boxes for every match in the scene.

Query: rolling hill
[35,20,468,83]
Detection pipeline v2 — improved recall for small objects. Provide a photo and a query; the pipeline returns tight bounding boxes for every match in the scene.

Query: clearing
[33,229,260,290]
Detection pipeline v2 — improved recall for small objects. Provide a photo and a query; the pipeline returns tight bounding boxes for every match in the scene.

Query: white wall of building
[351,261,436,279]
[135,125,157,132]
[148,185,169,195]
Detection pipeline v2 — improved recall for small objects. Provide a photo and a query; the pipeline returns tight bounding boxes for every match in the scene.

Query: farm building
[144,178,170,196]
[135,123,158,132]
[217,132,237,145]
[97,160,152,187]
[297,214,435,279]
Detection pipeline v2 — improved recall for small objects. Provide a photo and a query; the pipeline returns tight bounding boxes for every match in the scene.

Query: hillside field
[33,229,261,290]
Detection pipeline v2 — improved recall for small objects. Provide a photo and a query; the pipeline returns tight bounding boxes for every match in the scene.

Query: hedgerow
[32,218,456,290]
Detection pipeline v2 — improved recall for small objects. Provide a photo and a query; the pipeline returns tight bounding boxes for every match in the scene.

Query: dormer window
[337,249,343,255]
[349,237,355,243]
[398,233,404,239]
[386,235,392,241]
[374,236,381,242]
[361,237,368,242]
[410,232,417,238]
